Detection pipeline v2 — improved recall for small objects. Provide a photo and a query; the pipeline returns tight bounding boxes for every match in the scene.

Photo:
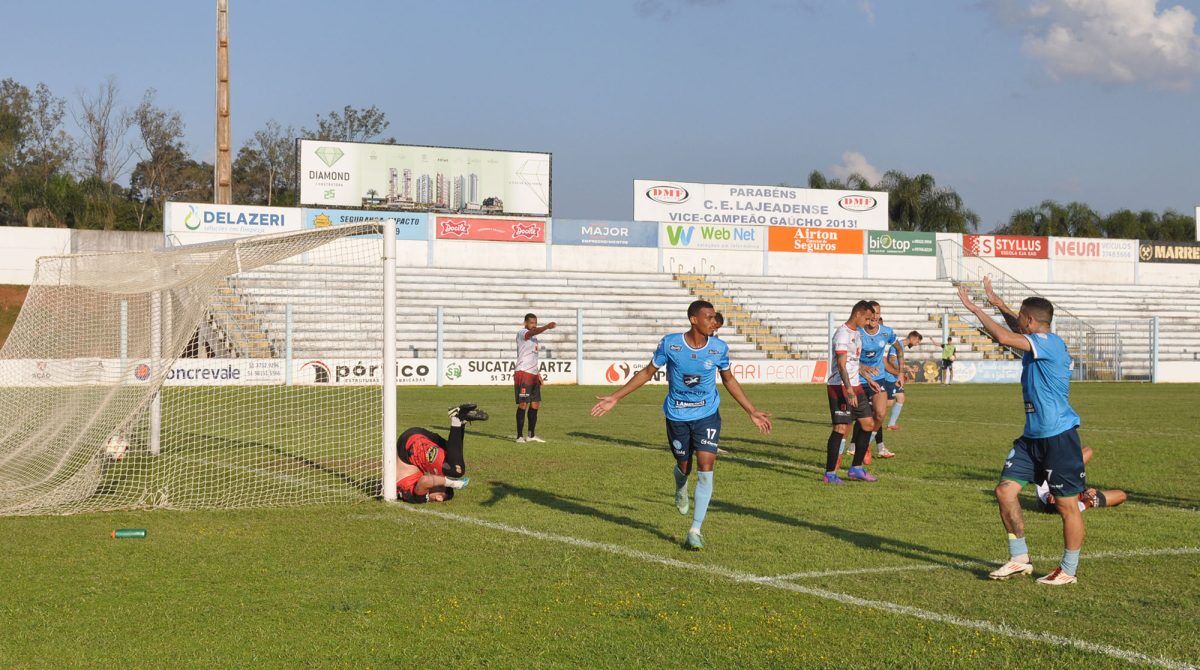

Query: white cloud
[831,151,883,185]
[1001,0,1200,88]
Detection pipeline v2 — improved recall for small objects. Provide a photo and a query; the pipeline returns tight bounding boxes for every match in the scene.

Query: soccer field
[1,383,1197,669]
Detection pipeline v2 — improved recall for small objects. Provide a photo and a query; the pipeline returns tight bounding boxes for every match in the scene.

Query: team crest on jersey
[425,445,439,463]
[682,374,701,387]
[708,349,718,355]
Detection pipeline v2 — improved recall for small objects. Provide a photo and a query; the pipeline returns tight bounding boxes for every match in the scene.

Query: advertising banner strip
[552,219,658,248]
[767,226,864,254]
[962,234,1048,259]
[164,202,302,239]
[1050,237,1137,260]
[634,179,889,230]
[1138,240,1200,264]
[302,208,428,240]
[298,139,551,217]
[659,222,766,251]
[435,216,546,243]
[867,230,936,256]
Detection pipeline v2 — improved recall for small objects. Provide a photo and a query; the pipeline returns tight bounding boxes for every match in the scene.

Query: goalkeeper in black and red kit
[396,403,488,503]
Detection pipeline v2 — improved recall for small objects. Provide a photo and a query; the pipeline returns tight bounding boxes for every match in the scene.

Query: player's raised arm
[958,285,1031,352]
[591,362,659,417]
[983,276,1022,333]
[524,321,557,339]
[718,369,772,434]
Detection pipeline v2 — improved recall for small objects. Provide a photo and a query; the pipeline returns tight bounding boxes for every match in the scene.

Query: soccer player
[590,300,772,550]
[958,285,1087,585]
[857,303,903,460]
[880,330,923,432]
[515,313,556,443]
[396,404,489,503]
[940,337,956,384]
[825,300,881,484]
[1036,447,1126,514]
[713,312,725,337]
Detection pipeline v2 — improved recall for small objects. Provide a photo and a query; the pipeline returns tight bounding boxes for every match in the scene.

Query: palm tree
[876,170,979,232]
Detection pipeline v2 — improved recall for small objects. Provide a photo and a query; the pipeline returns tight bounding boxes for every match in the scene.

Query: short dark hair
[867,300,880,310]
[851,300,873,316]
[714,312,725,325]
[908,330,923,340]
[687,300,714,318]
[524,313,536,322]
[1021,297,1054,325]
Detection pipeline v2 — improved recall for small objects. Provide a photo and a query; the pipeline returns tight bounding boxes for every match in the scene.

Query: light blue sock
[691,471,713,532]
[839,439,847,454]
[673,465,688,492]
[888,403,903,426]
[1008,535,1029,560]
[1060,549,1081,576]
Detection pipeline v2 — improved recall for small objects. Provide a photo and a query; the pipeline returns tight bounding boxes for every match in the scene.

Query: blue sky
[4,0,1199,230]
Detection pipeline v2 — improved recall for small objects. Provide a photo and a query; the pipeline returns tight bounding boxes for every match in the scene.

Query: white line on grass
[386,506,1198,670]
[766,546,1200,581]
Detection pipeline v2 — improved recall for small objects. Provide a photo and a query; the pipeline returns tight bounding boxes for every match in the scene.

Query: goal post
[0,221,399,516]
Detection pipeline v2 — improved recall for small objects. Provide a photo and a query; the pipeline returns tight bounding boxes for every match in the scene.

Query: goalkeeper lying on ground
[396,403,488,503]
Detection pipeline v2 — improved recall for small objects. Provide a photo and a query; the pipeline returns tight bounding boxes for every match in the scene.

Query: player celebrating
[515,313,555,443]
[396,403,488,503]
[857,302,903,460]
[590,300,772,551]
[825,301,881,484]
[958,285,1086,585]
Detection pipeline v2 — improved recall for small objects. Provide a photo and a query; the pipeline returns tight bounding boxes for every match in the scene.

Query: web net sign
[298,140,551,217]
[660,222,765,251]
[634,179,888,230]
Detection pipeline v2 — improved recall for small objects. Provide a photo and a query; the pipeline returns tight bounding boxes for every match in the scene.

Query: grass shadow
[481,480,675,543]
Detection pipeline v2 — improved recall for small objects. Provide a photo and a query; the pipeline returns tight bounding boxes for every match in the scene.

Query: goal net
[0,222,396,516]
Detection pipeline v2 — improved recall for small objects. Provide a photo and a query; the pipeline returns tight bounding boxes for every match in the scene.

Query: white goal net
[0,222,395,515]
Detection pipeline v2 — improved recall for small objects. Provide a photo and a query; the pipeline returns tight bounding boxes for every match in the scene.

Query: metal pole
[942,309,950,344]
[826,311,834,354]
[576,307,584,386]
[436,305,445,388]
[214,0,232,203]
[1151,316,1160,383]
[284,303,293,386]
[149,292,162,455]
[382,221,397,501]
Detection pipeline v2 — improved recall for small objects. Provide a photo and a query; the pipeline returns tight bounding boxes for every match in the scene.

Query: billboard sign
[552,219,657,247]
[963,234,1048,259]
[1138,240,1200,263]
[768,226,864,254]
[867,230,936,256]
[659,222,765,251]
[634,179,888,230]
[302,208,428,240]
[435,216,546,243]
[298,139,551,217]
[164,203,301,242]
[1050,237,1137,260]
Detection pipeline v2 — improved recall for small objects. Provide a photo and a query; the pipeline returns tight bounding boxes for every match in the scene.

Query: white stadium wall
[550,245,657,273]
[0,228,71,284]
[661,249,763,275]
[766,251,862,278]
[431,239,547,271]
[1137,263,1200,286]
[864,254,937,280]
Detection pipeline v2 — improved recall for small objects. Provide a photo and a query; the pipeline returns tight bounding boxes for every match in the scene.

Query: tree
[72,76,134,186]
[806,169,871,191]
[305,105,394,143]
[130,89,189,230]
[233,119,296,205]
[877,170,979,233]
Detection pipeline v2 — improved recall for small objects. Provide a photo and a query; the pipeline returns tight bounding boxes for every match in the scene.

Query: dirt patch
[0,285,30,349]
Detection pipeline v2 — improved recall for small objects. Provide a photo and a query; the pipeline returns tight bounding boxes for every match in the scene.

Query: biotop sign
[867,230,936,256]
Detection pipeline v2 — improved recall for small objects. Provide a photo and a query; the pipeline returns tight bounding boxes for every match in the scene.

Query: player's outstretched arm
[591,363,659,417]
[983,276,1022,332]
[524,322,557,339]
[719,369,772,434]
[958,285,1031,352]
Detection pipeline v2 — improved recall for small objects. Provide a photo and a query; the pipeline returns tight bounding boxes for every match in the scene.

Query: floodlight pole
[382,220,398,501]
[214,0,232,204]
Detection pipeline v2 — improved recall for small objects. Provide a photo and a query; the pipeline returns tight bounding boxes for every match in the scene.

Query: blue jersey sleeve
[718,341,730,371]
[652,336,669,368]
[1024,333,1065,362]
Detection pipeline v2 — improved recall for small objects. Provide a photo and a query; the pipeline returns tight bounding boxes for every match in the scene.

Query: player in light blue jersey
[959,278,1085,586]
[853,302,905,461]
[880,330,923,433]
[591,300,772,550]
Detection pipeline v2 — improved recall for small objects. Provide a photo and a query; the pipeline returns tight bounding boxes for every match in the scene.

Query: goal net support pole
[382,220,397,501]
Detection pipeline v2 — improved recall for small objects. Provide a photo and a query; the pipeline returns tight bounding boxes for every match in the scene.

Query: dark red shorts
[827,385,870,424]
[514,370,542,404]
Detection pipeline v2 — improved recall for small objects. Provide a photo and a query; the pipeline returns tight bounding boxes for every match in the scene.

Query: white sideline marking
[388,506,1198,670]
[766,546,1200,581]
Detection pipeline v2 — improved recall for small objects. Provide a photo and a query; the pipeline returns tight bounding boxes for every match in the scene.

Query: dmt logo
[838,195,877,212]
[314,146,344,167]
[511,222,541,239]
[184,205,201,230]
[665,225,694,246]
[300,360,331,384]
[605,363,631,383]
[646,185,689,204]
[440,219,471,237]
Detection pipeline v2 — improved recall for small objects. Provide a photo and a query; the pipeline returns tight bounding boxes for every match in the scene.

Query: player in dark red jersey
[396,404,488,503]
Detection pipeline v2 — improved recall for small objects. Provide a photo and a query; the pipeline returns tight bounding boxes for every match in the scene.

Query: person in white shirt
[515,313,555,443]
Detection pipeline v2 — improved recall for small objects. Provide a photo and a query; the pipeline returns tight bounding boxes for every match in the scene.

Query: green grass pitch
[1,383,1197,669]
